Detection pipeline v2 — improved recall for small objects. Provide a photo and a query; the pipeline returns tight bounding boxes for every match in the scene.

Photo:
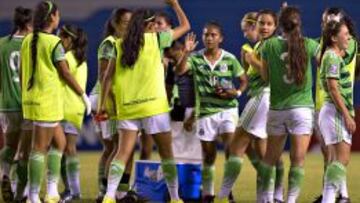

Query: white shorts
[93,119,117,140]
[118,112,171,135]
[319,103,352,145]
[267,107,314,136]
[313,111,325,144]
[196,108,238,141]
[238,91,269,139]
[33,121,59,128]
[0,112,33,133]
[61,121,80,135]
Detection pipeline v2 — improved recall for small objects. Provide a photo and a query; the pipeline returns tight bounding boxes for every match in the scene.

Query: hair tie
[327,14,342,23]
[63,26,77,38]
[144,15,155,22]
[44,1,53,20]
[244,19,257,24]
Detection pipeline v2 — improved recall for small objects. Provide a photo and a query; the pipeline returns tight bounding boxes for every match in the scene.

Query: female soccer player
[0,6,32,202]
[89,8,133,202]
[176,22,248,203]
[215,10,285,203]
[20,1,90,202]
[98,1,190,202]
[256,7,319,203]
[318,20,355,203]
[240,12,258,70]
[313,7,357,203]
[58,24,88,202]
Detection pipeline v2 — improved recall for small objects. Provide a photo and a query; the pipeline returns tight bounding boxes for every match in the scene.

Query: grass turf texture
[20,152,360,203]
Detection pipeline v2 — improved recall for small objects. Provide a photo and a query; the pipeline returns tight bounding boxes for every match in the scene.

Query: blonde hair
[241,12,258,26]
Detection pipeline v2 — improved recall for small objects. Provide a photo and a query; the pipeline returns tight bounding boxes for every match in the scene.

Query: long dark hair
[28,1,58,90]
[104,8,131,37]
[323,7,358,41]
[320,20,348,62]
[60,24,88,66]
[279,6,307,86]
[121,9,155,67]
[9,6,32,41]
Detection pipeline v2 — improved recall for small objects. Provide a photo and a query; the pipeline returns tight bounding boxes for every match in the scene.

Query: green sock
[161,159,179,200]
[28,151,45,200]
[324,161,346,187]
[0,146,16,176]
[66,156,80,195]
[98,161,106,194]
[47,148,63,196]
[106,160,125,199]
[287,166,304,202]
[322,162,346,202]
[275,161,284,188]
[202,164,215,196]
[218,156,243,199]
[274,161,284,200]
[15,160,28,199]
[247,151,260,170]
[258,162,275,201]
[60,156,69,192]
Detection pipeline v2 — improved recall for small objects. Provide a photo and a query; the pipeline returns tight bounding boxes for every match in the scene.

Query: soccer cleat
[26,198,42,203]
[1,175,14,202]
[214,197,229,203]
[44,194,60,203]
[274,199,284,203]
[102,195,116,203]
[117,190,141,203]
[202,195,215,203]
[60,193,81,203]
[336,195,351,203]
[169,199,184,203]
[228,191,235,203]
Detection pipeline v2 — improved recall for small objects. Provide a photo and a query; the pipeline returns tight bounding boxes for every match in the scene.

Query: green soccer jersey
[0,35,24,112]
[188,49,245,118]
[260,36,319,110]
[320,49,355,117]
[246,41,269,97]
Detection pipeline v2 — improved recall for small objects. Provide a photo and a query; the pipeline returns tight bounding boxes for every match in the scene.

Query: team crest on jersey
[219,64,228,72]
[329,64,338,75]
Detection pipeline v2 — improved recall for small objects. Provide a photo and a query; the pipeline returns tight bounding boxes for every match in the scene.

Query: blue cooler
[134,160,202,202]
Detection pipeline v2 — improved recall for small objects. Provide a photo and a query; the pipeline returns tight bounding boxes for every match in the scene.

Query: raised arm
[174,32,198,75]
[166,0,191,40]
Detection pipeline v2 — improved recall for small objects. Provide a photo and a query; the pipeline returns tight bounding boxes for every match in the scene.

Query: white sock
[321,183,337,203]
[47,179,59,197]
[105,160,125,199]
[29,186,41,203]
[274,184,284,201]
[339,179,348,198]
[67,171,80,195]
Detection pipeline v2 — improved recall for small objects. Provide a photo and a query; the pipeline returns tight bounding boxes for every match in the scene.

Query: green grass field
[59,152,360,202]
[8,152,360,203]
